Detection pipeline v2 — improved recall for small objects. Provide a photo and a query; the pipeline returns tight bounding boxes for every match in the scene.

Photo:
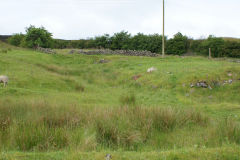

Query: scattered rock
[196,81,208,88]
[190,84,195,88]
[147,67,157,73]
[69,50,75,54]
[208,95,213,99]
[105,154,112,160]
[228,79,233,84]
[208,85,213,90]
[99,59,109,64]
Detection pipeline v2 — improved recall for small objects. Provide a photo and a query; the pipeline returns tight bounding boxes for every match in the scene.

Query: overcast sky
[1,0,240,40]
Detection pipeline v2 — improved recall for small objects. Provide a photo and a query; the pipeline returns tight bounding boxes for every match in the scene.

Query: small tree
[110,31,131,50]
[8,33,25,46]
[95,34,111,49]
[24,25,53,48]
[201,35,224,57]
[166,32,188,55]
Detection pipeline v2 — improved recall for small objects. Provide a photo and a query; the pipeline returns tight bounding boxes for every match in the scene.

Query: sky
[1,0,240,40]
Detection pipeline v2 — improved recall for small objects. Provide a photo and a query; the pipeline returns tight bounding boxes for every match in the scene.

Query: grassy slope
[0,42,240,159]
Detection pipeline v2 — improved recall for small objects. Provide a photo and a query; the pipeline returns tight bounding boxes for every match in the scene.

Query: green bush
[8,33,25,46]
[166,32,189,55]
[24,25,53,48]
[110,31,131,50]
[223,41,240,58]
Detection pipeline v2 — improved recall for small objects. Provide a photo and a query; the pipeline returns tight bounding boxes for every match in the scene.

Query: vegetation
[1,41,240,159]
[6,26,240,58]
[166,32,189,55]
[7,33,25,46]
[24,25,53,48]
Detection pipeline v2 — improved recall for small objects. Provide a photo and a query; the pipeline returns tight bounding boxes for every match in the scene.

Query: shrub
[110,31,131,50]
[24,25,53,48]
[8,33,25,46]
[223,41,240,58]
[166,32,189,55]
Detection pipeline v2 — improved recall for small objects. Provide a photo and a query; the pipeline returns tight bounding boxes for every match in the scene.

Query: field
[0,41,240,159]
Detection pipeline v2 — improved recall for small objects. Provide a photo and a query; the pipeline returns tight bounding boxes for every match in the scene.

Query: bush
[24,25,53,48]
[223,41,240,58]
[8,33,25,46]
[110,31,131,50]
[166,32,189,55]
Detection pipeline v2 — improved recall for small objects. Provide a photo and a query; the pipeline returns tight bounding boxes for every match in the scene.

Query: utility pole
[162,0,165,58]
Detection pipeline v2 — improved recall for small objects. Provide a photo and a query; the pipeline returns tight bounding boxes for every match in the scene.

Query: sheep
[147,67,157,73]
[0,75,9,87]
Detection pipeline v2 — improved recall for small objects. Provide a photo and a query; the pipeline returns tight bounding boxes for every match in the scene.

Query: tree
[95,34,111,49]
[8,33,25,46]
[201,35,224,57]
[110,31,131,50]
[24,25,53,48]
[166,32,188,55]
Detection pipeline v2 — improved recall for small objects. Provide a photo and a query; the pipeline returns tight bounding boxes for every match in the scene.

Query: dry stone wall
[37,47,56,54]
[69,49,158,57]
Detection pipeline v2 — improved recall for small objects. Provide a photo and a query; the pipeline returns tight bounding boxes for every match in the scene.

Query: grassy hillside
[0,41,240,159]
[222,37,240,42]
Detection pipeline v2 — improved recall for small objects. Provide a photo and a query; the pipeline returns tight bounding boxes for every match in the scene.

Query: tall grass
[1,100,239,152]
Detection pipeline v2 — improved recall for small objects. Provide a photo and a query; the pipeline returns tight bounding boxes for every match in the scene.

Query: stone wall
[69,49,158,57]
[37,47,56,54]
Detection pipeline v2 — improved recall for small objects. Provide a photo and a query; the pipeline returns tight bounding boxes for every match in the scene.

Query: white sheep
[0,75,9,87]
[147,67,157,73]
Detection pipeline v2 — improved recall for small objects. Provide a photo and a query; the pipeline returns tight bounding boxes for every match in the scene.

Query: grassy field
[0,41,240,159]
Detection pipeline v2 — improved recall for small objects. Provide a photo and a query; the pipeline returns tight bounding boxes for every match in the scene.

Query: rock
[99,59,109,64]
[105,154,112,160]
[208,95,213,99]
[196,81,208,88]
[228,79,233,84]
[208,85,212,90]
[147,67,157,73]
[69,50,75,54]
[190,84,195,88]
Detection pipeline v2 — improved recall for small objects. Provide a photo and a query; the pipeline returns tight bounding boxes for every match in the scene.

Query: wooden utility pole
[209,48,212,59]
[162,0,165,58]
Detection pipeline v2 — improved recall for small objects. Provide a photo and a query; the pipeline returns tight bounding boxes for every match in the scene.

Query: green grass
[0,41,240,159]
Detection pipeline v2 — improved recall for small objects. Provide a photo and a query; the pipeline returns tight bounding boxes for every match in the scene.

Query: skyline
[1,0,240,40]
